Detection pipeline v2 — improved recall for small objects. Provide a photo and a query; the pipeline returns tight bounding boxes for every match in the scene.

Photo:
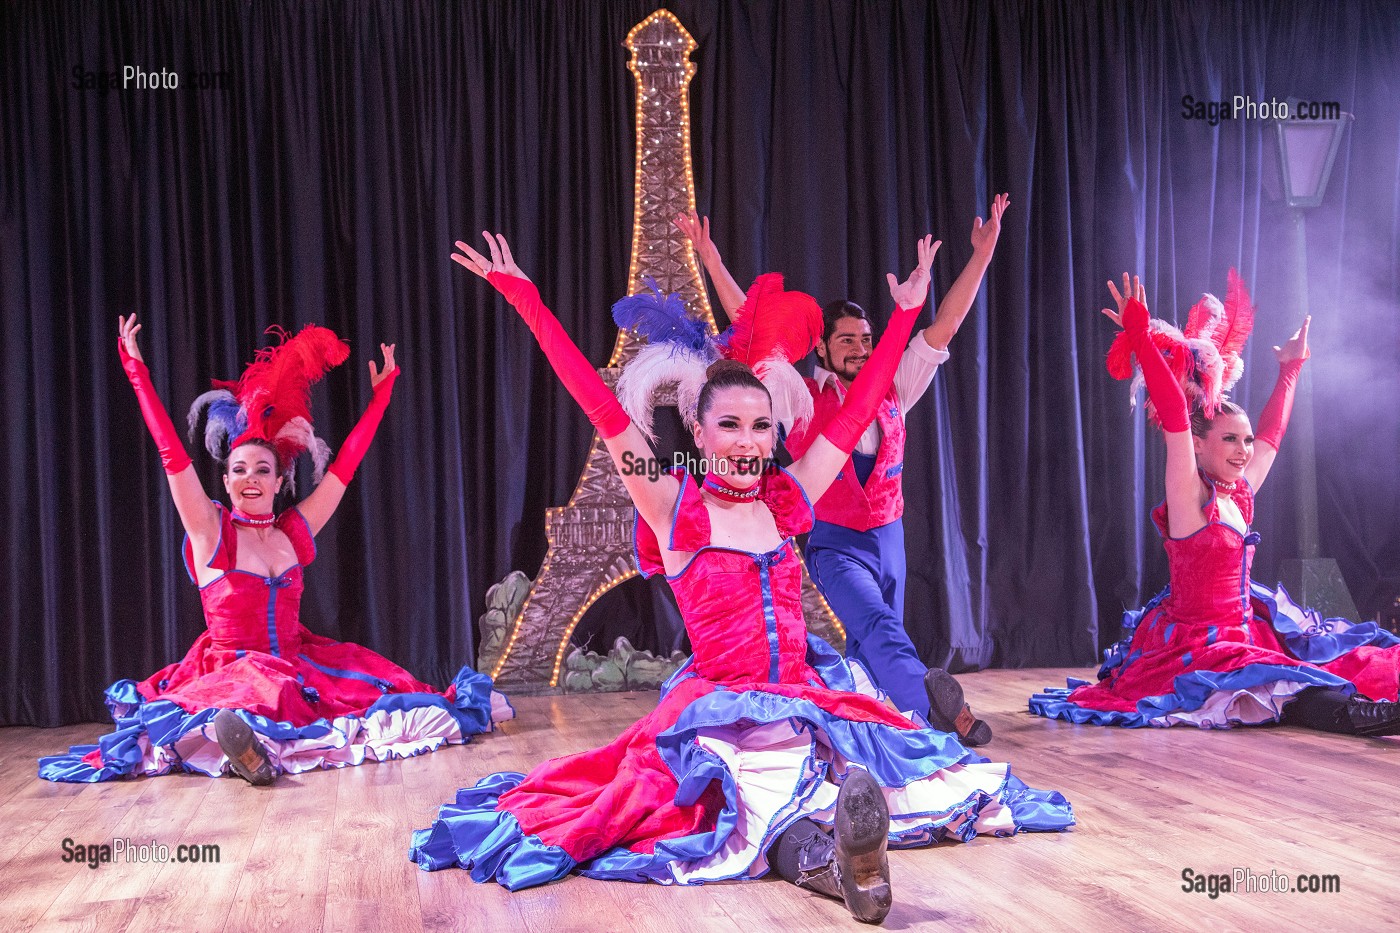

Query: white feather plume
[274,417,332,493]
[616,342,715,442]
[753,353,814,434]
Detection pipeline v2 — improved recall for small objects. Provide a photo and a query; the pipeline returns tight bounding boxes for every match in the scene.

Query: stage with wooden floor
[1,668,1394,932]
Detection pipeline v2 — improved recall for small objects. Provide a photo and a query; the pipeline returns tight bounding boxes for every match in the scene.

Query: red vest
[784,376,905,531]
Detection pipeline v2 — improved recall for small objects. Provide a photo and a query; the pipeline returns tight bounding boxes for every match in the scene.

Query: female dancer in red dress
[1031,273,1400,733]
[410,233,1073,923]
[40,317,510,785]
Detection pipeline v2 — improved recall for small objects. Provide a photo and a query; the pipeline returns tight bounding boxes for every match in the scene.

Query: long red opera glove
[327,368,398,484]
[118,339,193,474]
[1254,358,1305,451]
[820,305,921,454]
[488,272,631,439]
[1123,298,1190,433]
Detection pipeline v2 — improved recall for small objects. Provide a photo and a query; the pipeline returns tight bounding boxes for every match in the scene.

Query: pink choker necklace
[231,508,276,527]
[1209,476,1239,492]
[702,473,762,503]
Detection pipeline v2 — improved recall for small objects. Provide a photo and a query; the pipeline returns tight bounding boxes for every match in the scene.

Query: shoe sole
[833,769,892,924]
[212,710,276,786]
[924,669,993,747]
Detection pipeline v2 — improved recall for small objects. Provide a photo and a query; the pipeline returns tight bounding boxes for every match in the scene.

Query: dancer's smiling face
[1192,410,1254,482]
[818,316,873,385]
[692,386,775,488]
[223,442,284,513]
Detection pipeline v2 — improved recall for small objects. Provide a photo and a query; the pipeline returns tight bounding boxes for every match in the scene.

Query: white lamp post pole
[1273,106,1358,619]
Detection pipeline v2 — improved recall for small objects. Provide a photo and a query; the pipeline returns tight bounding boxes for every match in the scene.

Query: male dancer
[676,194,1007,743]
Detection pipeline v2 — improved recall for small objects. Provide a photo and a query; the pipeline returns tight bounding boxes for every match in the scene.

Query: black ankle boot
[791,770,893,924]
[213,709,277,785]
[924,668,992,746]
[1347,697,1400,736]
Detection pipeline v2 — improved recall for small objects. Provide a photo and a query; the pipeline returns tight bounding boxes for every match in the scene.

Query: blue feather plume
[187,389,248,460]
[611,278,710,352]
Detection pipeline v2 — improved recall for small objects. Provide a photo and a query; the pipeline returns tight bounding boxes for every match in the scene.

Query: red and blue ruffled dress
[40,504,512,782]
[1031,478,1400,727]
[410,467,1073,890]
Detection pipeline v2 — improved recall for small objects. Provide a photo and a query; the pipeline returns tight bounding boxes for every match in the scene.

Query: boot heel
[213,709,277,786]
[924,668,993,746]
[834,769,892,924]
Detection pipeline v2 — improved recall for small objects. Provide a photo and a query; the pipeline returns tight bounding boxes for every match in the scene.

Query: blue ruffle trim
[37,666,499,783]
[1030,659,1354,728]
[408,773,578,889]
[1031,578,1390,728]
[1254,581,1400,663]
[411,681,1073,889]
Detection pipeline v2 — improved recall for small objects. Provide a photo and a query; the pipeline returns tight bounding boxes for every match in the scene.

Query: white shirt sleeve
[846,336,950,455]
[893,333,950,413]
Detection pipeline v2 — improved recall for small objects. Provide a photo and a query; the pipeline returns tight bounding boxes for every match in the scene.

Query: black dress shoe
[1347,697,1400,736]
[794,770,893,924]
[924,668,993,746]
[213,709,277,785]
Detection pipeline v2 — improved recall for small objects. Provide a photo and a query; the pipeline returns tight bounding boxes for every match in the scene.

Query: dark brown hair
[222,437,284,474]
[1189,400,1247,438]
[821,299,869,341]
[697,360,770,422]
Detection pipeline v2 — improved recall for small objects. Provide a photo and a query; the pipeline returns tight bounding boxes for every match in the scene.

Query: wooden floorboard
[2,669,1396,932]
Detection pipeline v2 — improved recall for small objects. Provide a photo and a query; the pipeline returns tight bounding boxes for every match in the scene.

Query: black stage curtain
[3,1,1398,725]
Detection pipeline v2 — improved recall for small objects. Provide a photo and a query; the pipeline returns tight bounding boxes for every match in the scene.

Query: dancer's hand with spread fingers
[674,210,720,267]
[886,234,939,311]
[1102,272,1147,329]
[1273,315,1311,365]
[673,210,745,318]
[970,192,1009,260]
[453,232,533,283]
[369,343,397,388]
[118,313,146,365]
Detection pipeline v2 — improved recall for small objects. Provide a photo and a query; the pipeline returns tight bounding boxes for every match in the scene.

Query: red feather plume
[1216,267,1256,361]
[719,273,823,366]
[220,324,350,455]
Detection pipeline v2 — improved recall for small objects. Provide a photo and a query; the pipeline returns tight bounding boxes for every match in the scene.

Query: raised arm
[1115,291,1208,537]
[1245,316,1310,492]
[922,193,1008,350]
[117,314,220,548]
[295,343,399,536]
[452,233,680,536]
[675,211,745,322]
[788,236,939,500]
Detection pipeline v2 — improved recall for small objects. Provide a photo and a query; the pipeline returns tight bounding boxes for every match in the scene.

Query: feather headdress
[715,273,823,433]
[612,274,822,440]
[612,279,718,442]
[187,324,350,492]
[1106,268,1256,423]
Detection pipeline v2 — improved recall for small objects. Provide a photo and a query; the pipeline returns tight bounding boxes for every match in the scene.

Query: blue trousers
[806,518,929,716]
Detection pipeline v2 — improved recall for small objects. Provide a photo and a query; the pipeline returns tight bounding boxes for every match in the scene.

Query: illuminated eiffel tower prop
[481,9,845,693]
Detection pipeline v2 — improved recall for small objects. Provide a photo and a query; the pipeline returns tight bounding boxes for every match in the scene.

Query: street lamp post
[1272,105,1358,620]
